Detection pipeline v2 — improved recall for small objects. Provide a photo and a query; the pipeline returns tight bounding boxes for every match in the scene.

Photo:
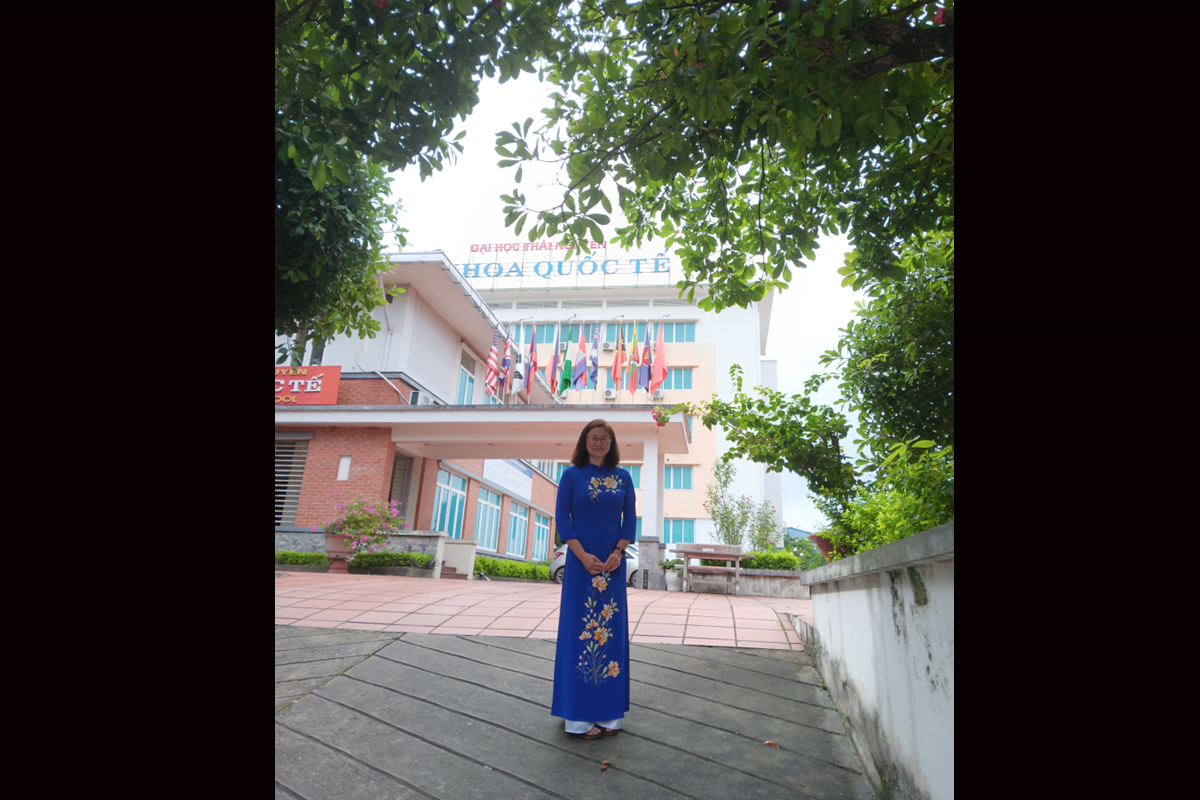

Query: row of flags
[484,321,669,398]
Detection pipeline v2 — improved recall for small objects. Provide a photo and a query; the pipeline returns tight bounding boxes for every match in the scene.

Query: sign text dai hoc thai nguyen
[457,240,674,290]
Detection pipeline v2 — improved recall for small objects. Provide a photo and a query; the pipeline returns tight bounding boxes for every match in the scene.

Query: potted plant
[659,559,683,592]
[311,493,405,574]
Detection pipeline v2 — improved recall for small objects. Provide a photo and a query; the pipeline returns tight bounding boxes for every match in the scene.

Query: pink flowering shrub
[312,492,405,555]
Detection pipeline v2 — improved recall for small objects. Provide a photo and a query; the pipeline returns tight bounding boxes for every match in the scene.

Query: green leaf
[913,440,935,448]
[515,165,523,183]
[452,0,472,15]
[311,161,326,191]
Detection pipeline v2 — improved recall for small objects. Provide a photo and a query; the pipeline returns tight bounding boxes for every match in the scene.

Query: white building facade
[459,243,782,547]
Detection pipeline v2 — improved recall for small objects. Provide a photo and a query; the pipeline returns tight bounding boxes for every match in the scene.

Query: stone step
[440,566,468,580]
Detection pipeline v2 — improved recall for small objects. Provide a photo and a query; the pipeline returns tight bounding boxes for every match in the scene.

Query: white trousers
[564,718,622,734]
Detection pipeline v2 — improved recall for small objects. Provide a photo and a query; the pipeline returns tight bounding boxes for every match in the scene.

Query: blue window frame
[534,513,551,560]
[433,469,467,539]
[662,368,693,390]
[626,465,641,489]
[661,322,696,343]
[664,465,692,490]
[456,366,475,405]
[507,502,529,556]
[663,519,695,543]
[520,324,556,345]
[475,489,501,552]
[559,323,584,344]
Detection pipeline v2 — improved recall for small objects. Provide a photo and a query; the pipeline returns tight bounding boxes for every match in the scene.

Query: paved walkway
[275,572,812,650]
[275,626,873,800]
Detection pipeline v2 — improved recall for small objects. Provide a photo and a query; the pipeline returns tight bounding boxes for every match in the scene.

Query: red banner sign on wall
[275,365,341,405]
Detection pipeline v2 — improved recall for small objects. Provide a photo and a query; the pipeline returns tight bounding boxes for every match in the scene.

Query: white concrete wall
[798,523,954,800]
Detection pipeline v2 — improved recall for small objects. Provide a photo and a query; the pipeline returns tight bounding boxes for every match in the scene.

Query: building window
[275,439,309,527]
[661,322,696,343]
[434,469,467,538]
[388,454,414,521]
[605,321,656,343]
[664,519,695,543]
[507,502,529,557]
[475,489,501,552]
[559,323,584,344]
[665,465,692,490]
[625,464,641,489]
[520,324,557,345]
[662,368,693,390]
[557,463,570,482]
[457,352,477,405]
[534,513,551,561]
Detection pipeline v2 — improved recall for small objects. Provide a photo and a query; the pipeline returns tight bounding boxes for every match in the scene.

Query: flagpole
[652,314,671,399]
[607,314,623,407]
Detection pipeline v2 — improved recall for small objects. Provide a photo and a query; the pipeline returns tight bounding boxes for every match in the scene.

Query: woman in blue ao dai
[552,419,637,739]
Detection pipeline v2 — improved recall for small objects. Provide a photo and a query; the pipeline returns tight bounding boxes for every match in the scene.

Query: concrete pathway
[275,626,873,800]
[276,572,812,650]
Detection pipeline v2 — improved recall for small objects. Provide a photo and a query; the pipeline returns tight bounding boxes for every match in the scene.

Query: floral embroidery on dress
[577,569,621,685]
[587,474,623,502]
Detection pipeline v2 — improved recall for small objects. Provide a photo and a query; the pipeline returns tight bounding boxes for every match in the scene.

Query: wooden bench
[672,544,746,595]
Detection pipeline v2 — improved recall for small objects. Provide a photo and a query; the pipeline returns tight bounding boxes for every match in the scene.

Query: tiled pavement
[275,572,811,650]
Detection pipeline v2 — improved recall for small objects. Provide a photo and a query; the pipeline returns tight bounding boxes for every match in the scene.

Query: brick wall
[412,457,440,532]
[285,426,395,528]
[337,377,415,406]
[461,478,479,541]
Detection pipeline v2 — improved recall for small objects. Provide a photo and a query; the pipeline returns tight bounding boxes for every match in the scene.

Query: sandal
[573,726,604,740]
[600,727,619,737]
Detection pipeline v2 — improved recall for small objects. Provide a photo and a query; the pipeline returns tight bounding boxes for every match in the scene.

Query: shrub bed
[349,552,433,572]
[275,550,331,567]
[699,550,800,570]
[474,556,552,581]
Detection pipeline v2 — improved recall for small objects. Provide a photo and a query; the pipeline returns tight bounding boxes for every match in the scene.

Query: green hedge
[474,556,552,581]
[275,550,331,566]
[349,551,433,572]
[699,550,800,570]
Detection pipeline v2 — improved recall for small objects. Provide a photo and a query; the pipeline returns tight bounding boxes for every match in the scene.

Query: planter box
[273,563,329,573]
[347,566,435,578]
[477,575,555,584]
[689,568,811,599]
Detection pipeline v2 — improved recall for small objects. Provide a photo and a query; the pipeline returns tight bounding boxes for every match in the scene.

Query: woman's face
[585,426,612,462]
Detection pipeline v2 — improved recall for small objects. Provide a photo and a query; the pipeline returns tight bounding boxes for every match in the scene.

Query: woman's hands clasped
[580,552,606,575]
[602,550,622,574]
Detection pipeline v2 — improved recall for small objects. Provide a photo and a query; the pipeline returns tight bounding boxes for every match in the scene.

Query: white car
[551,542,640,586]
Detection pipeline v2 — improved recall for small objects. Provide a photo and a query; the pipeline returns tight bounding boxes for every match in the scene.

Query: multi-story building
[461,242,781,546]
[274,246,779,579]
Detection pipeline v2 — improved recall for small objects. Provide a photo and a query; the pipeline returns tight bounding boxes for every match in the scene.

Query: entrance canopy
[275,404,690,548]
[274,403,690,461]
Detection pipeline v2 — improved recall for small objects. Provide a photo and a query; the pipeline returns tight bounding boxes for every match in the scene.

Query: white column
[637,433,667,589]
[641,434,660,543]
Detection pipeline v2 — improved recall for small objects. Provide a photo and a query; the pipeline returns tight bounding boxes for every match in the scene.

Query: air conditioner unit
[653,389,665,399]
[603,389,617,400]
[558,343,568,351]
[410,391,440,406]
[601,342,615,351]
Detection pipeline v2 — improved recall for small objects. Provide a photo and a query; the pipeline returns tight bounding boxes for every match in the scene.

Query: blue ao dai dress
[551,463,637,725]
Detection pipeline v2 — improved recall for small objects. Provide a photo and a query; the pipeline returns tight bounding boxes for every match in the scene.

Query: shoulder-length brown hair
[571,419,621,469]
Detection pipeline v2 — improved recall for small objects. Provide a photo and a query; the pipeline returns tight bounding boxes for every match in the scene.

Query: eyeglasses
[587,436,612,445]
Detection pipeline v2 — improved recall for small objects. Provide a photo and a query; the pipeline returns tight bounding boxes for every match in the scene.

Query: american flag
[484,326,501,394]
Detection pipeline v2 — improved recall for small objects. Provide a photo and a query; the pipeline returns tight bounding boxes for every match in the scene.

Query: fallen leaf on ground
[601,761,612,770]
[764,741,780,748]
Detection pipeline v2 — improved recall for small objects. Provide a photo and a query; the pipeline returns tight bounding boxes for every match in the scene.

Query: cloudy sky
[385,74,865,533]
